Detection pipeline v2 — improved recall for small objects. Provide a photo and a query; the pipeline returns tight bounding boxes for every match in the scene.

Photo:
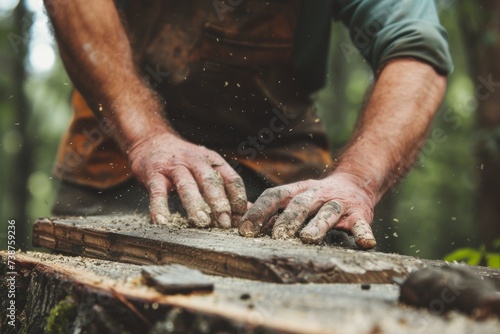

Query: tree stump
[1,215,500,333]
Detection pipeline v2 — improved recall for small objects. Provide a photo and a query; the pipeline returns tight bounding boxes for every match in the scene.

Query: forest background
[1,0,499,266]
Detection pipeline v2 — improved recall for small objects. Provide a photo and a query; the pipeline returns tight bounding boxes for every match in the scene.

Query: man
[45,0,452,250]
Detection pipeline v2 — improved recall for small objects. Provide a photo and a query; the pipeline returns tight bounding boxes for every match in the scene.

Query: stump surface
[2,252,500,334]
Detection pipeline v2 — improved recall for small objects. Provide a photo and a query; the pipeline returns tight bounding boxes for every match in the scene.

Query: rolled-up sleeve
[332,0,453,75]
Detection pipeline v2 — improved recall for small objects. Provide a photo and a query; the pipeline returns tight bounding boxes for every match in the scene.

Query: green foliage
[444,240,500,268]
[45,296,78,334]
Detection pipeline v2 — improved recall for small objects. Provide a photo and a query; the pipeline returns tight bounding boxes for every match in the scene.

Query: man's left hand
[238,172,377,250]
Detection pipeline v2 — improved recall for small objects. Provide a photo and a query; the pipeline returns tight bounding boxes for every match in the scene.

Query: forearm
[334,59,447,202]
[44,0,171,151]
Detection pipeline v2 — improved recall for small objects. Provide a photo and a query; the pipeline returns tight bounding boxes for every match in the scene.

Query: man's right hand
[43,0,247,228]
[128,132,247,227]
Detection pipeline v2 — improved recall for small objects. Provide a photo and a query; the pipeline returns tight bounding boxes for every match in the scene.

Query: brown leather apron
[54,0,333,190]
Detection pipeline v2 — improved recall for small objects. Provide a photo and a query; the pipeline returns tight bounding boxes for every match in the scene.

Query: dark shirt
[54,0,452,189]
[295,0,453,92]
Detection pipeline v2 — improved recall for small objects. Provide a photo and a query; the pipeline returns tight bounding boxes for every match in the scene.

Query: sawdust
[27,251,144,282]
[7,252,500,334]
[59,212,189,231]
[61,212,363,252]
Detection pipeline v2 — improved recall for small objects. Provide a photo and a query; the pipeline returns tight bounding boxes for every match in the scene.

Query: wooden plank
[2,252,500,334]
[32,215,500,285]
[32,215,422,284]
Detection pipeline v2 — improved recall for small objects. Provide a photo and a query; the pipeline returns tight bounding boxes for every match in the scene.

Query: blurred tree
[458,0,500,251]
[9,1,33,250]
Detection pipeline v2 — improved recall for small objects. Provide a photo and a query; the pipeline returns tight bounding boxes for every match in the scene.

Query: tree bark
[2,251,500,334]
[458,1,500,251]
[11,1,33,250]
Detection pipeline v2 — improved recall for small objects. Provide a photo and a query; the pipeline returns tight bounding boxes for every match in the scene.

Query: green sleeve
[332,0,453,75]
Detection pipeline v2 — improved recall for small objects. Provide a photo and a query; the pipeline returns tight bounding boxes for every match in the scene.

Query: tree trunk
[2,251,500,334]
[11,1,33,250]
[459,1,500,251]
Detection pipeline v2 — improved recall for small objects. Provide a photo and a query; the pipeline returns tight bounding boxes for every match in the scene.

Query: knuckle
[324,200,342,215]
[260,188,275,197]
[299,179,319,189]
[232,192,247,203]
[175,179,197,191]
[201,170,223,185]
[292,190,316,204]
[275,210,297,224]
[149,188,164,198]
[148,179,166,196]
[231,199,248,215]
[254,193,276,210]
[262,186,292,200]
[243,209,265,224]
[226,174,244,187]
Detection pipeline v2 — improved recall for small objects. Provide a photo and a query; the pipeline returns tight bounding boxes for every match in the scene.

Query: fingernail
[218,213,231,229]
[303,225,320,236]
[192,211,211,228]
[355,236,377,250]
[299,227,321,244]
[239,220,256,237]
[272,225,292,240]
[352,220,377,250]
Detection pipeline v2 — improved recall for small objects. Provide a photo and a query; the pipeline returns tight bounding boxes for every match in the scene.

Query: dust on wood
[33,215,428,284]
[2,252,500,334]
[32,215,500,286]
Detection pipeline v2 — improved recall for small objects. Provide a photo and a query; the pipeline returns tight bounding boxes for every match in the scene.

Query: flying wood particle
[240,293,251,300]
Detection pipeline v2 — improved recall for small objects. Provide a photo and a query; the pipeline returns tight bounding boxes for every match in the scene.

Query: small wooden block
[141,264,214,294]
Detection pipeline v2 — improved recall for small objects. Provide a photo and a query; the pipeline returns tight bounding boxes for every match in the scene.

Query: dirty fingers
[238,174,377,250]
[129,133,247,228]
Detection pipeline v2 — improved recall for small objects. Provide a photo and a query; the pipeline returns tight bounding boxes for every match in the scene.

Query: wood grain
[31,215,500,285]
[2,252,500,334]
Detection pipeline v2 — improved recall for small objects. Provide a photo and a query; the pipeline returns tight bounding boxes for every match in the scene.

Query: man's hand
[129,132,247,227]
[240,59,447,249]
[238,173,377,250]
[43,0,248,227]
